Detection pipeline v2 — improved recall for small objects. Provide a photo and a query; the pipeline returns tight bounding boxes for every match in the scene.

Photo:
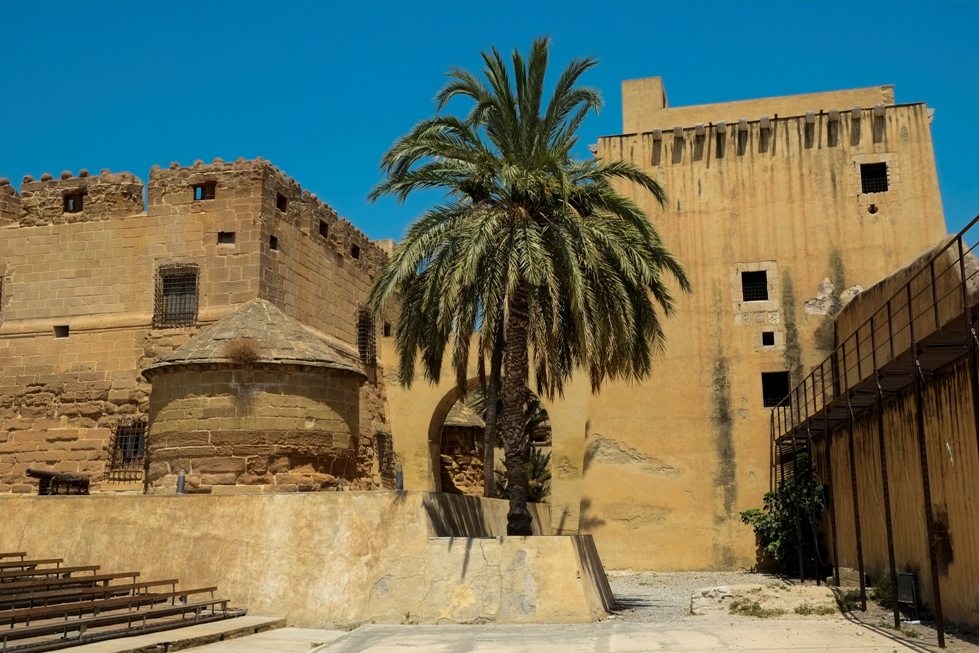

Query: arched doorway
[428,382,553,498]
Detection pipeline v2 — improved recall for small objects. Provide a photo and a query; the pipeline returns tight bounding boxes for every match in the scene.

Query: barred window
[357,306,377,367]
[154,264,199,328]
[860,163,888,194]
[110,418,146,473]
[762,372,791,408]
[741,270,769,302]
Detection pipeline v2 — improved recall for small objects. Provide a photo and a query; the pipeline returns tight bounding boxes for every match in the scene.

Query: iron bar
[803,382,820,585]
[770,416,777,494]
[958,239,979,498]
[791,429,805,583]
[823,390,841,586]
[887,301,895,361]
[871,316,901,630]
[846,394,867,610]
[908,284,946,648]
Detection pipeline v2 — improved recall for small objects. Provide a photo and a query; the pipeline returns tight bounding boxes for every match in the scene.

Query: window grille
[762,371,791,408]
[357,306,377,367]
[860,162,888,194]
[154,263,199,328]
[741,271,769,302]
[109,417,147,476]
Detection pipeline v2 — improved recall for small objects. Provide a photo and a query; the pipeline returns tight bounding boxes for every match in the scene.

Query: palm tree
[368,37,690,535]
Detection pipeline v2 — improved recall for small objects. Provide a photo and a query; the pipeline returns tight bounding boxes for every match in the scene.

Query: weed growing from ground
[794,602,837,616]
[729,599,785,618]
[835,589,862,613]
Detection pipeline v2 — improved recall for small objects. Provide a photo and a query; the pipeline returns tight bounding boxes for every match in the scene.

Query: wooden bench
[0,572,139,596]
[1,579,179,611]
[0,597,237,650]
[0,556,24,562]
[0,586,218,627]
[0,565,98,583]
[0,560,62,572]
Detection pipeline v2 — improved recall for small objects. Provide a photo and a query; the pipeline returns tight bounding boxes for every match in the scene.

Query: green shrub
[739,452,827,578]
[495,447,551,502]
[836,589,862,613]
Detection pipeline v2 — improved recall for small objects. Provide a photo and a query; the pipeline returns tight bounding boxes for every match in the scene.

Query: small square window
[63,192,84,213]
[319,220,329,238]
[741,271,769,302]
[762,331,775,346]
[154,264,198,328]
[269,235,278,251]
[762,371,791,408]
[351,245,360,260]
[193,182,216,201]
[53,325,69,338]
[860,162,888,194]
[217,231,236,245]
[383,322,392,338]
[276,193,288,212]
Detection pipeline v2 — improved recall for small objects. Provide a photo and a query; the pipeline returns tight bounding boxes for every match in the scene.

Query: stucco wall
[0,492,615,626]
[825,358,979,627]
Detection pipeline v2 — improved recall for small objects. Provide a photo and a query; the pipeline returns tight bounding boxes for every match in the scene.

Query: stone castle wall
[0,158,392,493]
[145,366,362,494]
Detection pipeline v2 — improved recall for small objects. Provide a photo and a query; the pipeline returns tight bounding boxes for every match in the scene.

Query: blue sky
[0,1,976,238]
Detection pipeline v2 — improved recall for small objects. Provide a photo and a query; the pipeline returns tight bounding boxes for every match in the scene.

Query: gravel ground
[605,570,780,623]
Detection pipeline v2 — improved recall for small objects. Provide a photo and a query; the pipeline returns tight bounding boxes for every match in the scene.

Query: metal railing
[771,213,979,447]
[768,212,979,650]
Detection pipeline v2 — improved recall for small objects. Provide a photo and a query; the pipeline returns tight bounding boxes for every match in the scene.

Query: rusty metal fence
[770,213,979,648]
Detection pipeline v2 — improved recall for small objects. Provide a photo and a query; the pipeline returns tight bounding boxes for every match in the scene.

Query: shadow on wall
[422,493,551,537]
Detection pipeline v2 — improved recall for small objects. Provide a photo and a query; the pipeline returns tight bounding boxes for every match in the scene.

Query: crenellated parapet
[16,169,143,227]
[0,178,20,227]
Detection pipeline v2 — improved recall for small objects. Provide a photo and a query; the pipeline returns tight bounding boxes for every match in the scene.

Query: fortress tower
[0,158,396,494]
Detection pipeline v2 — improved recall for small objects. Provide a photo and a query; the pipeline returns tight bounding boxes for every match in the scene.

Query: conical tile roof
[444,401,486,429]
[144,299,364,377]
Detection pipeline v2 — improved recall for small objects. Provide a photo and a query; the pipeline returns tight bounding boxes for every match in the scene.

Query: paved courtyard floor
[182,572,979,652]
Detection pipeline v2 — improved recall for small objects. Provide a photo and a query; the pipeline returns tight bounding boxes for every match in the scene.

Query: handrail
[772,212,979,443]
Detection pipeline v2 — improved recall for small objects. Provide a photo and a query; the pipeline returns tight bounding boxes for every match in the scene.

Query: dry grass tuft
[223,338,261,364]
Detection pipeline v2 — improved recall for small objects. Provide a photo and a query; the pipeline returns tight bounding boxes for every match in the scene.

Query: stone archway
[427,381,553,498]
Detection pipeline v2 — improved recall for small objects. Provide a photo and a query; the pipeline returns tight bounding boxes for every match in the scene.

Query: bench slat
[0,572,139,595]
[0,587,218,625]
[0,564,98,581]
[0,597,233,643]
[1,579,179,611]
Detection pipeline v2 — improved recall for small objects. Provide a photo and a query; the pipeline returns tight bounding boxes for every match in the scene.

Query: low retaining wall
[0,492,612,626]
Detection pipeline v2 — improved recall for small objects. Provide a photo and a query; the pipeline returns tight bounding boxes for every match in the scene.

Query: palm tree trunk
[482,346,501,497]
[500,286,533,536]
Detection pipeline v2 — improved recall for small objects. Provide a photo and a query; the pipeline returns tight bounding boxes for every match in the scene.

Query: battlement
[6,169,144,227]
[1,157,389,264]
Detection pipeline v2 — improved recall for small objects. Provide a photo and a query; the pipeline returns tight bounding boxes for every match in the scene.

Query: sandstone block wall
[0,158,393,493]
[146,366,362,494]
[439,425,485,497]
[18,170,144,227]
